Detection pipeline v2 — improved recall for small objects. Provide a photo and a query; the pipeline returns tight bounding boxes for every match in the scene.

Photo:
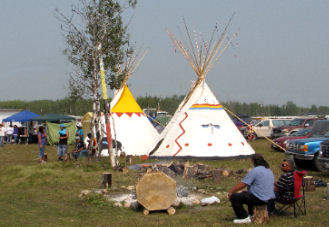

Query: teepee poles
[167,14,237,108]
[118,48,148,91]
[98,43,118,169]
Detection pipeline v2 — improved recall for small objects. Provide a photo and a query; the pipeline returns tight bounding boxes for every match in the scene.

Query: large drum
[136,171,177,215]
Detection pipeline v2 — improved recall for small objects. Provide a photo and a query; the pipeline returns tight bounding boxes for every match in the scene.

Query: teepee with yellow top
[100,50,159,156]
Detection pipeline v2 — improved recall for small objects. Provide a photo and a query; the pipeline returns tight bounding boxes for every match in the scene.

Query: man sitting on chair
[72,138,88,160]
[268,159,295,214]
[275,159,295,204]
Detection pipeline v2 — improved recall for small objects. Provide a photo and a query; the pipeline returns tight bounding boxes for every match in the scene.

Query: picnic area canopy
[3,110,39,123]
[31,113,75,122]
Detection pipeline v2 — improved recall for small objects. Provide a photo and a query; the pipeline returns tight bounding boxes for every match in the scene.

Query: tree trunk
[252,205,269,224]
[104,99,118,168]
[95,93,102,158]
[98,45,118,169]
[90,82,97,154]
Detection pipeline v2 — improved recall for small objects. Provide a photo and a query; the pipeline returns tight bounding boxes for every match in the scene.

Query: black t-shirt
[58,130,68,145]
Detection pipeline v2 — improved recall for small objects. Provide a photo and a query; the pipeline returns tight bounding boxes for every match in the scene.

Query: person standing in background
[6,125,14,144]
[75,122,84,147]
[13,125,19,144]
[57,124,69,161]
[0,124,5,147]
[37,126,47,163]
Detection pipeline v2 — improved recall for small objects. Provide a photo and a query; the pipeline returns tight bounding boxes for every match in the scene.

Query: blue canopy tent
[3,110,40,123]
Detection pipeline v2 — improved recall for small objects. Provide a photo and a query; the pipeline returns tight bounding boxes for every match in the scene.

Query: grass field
[0,140,328,226]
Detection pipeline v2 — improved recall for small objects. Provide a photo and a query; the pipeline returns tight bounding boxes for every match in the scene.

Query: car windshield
[290,128,312,137]
[273,120,286,127]
[284,120,291,125]
[310,121,329,138]
[289,119,304,126]
[232,117,251,126]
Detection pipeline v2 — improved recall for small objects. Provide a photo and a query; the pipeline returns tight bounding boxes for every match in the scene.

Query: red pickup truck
[271,127,313,151]
[271,118,319,138]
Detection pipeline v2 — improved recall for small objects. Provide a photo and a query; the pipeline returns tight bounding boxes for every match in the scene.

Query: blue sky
[0,0,328,107]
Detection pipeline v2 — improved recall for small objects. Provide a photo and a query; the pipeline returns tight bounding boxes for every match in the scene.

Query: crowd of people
[37,122,98,164]
[228,154,299,224]
[0,124,28,146]
[0,121,98,163]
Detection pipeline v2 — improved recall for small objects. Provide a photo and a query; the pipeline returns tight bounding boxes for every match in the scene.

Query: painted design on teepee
[201,123,220,134]
[190,104,223,110]
[173,112,188,156]
[111,85,143,116]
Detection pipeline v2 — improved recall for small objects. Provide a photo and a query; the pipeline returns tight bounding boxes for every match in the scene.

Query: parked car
[242,118,289,138]
[232,114,252,133]
[272,117,320,138]
[285,120,329,172]
[271,127,313,151]
[318,140,329,172]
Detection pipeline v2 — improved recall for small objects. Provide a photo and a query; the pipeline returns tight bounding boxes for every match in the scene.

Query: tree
[285,101,299,116]
[56,0,136,168]
[310,105,318,114]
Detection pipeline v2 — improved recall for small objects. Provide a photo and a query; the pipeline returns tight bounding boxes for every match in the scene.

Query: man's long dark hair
[39,126,44,134]
[251,154,270,169]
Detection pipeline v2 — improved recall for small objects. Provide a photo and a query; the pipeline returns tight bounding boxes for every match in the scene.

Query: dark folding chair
[276,170,306,218]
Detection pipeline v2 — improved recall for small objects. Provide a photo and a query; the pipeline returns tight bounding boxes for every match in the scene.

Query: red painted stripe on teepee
[116,113,123,117]
[173,112,188,156]
[126,113,133,117]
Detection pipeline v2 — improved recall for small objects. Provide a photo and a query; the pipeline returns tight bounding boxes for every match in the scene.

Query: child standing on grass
[37,126,47,163]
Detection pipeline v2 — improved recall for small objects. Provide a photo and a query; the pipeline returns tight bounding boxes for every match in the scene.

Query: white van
[252,119,289,138]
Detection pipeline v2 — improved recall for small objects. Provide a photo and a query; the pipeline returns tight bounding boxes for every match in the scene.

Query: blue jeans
[72,150,88,160]
[80,150,88,157]
[0,136,4,147]
[57,144,67,157]
[13,135,18,144]
[39,145,45,158]
[72,151,79,160]
[7,135,13,143]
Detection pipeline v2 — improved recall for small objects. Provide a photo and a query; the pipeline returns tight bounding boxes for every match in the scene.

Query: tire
[313,154,329,172]
[293,157,304,169]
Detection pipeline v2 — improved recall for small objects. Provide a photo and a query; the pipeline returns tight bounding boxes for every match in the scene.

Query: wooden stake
[167,207,176,215]
[102,172,112,189]
[143,209,149,216]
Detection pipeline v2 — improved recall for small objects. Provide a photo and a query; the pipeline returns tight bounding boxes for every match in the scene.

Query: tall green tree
[56,0,136,167]
[56,0,136,99]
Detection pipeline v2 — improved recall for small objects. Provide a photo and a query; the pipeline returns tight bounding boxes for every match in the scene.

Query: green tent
[31,113,75,122]
[46,122,76,145]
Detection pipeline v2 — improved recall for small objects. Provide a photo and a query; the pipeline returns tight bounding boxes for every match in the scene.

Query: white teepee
[151,17,255,158]
[100,51,159,156]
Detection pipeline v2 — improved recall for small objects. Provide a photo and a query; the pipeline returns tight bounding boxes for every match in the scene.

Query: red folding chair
[276,170,306,217]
